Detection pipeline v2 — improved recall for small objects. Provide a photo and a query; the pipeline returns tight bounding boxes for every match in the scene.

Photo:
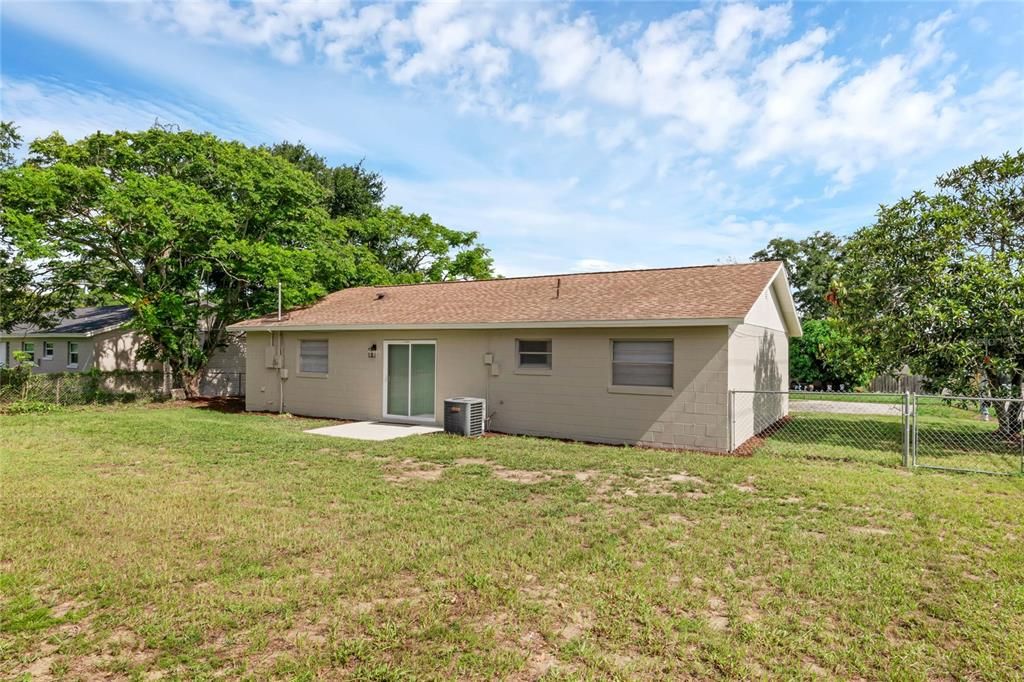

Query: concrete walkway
[305,421,443,441]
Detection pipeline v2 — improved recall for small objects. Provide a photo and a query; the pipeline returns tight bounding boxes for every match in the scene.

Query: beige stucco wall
[9,329,161,374]
[93,330,162,371]
[245,325,733,451]
[13,337,96,374]
[728,284,791,449]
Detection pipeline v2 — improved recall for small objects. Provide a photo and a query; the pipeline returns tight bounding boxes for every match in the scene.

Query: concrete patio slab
[305,421,443,441]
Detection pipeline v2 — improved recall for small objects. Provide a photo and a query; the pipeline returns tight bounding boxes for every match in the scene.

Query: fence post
[905,391,913,464]
[56,376,62,404]
[911,392,918,468]
[728,390,736,453]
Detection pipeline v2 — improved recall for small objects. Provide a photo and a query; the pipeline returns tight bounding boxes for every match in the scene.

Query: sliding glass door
[384,341,436,420]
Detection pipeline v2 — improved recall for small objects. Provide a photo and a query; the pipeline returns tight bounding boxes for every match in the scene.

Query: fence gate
[911,395,1024,475]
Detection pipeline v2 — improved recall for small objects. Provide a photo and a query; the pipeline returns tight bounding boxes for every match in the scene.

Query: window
[299,340,328,374]
[611,340,673,388]
[68,342,79,367]
[21,342,35,363]
[42,341,54,360]
[517,339,552,369]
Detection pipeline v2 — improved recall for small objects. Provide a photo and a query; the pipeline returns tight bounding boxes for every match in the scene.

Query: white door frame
[382,340,437,423]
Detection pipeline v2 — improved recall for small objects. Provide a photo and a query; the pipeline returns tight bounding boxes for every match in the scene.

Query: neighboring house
[0,306,157,373]
[0,306,247,397]
[229,262,801,452]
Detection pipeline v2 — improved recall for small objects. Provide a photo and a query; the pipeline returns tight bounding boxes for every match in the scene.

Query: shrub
[4,400,64,415]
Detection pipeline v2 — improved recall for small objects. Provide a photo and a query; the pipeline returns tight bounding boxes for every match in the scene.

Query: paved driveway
[790,400,904,416]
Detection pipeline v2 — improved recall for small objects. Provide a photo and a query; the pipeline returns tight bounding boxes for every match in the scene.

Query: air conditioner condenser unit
[443,397,486,437]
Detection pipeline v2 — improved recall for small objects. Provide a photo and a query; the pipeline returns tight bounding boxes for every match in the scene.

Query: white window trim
[42,341,55,361]
[297,339,329,377]
[608,339,675,394]
[381,340,437,423]
[515,338,553,374]
[67,342,80,369]
[21,341,36,365]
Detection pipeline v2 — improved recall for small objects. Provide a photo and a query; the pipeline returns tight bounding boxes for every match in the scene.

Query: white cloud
[532,16,603,90]
[75,1,1024,190]
[544,109,588,137]
[0,78,228,144]
[714,2,791,60]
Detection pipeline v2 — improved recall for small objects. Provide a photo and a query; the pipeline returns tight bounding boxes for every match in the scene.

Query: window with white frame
[42,341,54,360]
[299,340,329,374]
[21,341,35,364]
[611,340,673,388]
[516,339,552,369]
[68,342,79,367]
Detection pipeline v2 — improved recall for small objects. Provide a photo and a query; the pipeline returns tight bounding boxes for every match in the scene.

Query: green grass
[770,400,1023,473]
[2,404,1023,680]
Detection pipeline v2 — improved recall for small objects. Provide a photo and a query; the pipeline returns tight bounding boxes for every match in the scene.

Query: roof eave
[0,322,130,339]
[745,264,802,337]
[227,317,746,333]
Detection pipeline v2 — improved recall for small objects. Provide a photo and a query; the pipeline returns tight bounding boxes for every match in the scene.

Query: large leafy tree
[752,231,844,319]
[270,140,494,283]
[837,151,1024,437]
[0,121,78,332]
[266,141,385,219]
[0,128,365,394]
[789,319,874,389]
[342,206,494,283]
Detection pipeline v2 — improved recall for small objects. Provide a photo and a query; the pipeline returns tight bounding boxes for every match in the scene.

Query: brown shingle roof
[231,261,785,329]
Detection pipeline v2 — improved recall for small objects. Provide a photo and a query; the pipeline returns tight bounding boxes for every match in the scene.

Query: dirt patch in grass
[849,525,892,536]
[733,477,758,493]
[492,468,553,484]
[705,595,730,631]
[517,630,564,679]
[667,471,708,485]
[663,513,697,526]
[557,609,595,640]
[384,459,446,483]
[454,457,492,466]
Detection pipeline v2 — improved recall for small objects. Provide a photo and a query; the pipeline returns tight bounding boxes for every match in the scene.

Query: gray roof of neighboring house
[2,306,134,338]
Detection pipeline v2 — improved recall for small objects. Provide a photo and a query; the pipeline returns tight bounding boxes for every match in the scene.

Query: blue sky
[2,1,1022,277]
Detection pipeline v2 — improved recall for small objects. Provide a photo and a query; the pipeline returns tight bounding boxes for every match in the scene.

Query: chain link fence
[0,371,169,407]
[730,390,1024,475]
[0,370,246,408]
[913,396,1024,475]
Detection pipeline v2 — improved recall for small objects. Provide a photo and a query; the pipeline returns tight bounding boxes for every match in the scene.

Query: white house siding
[244,325,732,451]
[728,284,791,449]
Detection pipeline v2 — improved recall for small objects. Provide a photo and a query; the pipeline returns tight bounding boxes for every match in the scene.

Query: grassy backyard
[2,404,1022,680]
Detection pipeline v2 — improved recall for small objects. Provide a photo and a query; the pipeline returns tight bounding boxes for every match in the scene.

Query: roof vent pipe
[555,278,561,299]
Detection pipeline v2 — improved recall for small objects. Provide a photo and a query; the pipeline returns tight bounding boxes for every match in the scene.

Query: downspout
[276,282,285,414]
[276,330,285,414]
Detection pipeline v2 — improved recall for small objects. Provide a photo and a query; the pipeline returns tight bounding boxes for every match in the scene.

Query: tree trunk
[179,369,202,399]
[987,375,1024,442]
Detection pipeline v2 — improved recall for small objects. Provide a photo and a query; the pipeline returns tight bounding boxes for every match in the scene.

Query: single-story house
[1,306,247,397]
[229,262,801,452]
[0,306,157,373]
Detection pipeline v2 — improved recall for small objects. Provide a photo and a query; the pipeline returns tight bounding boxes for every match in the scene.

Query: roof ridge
[343,260,781,292]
